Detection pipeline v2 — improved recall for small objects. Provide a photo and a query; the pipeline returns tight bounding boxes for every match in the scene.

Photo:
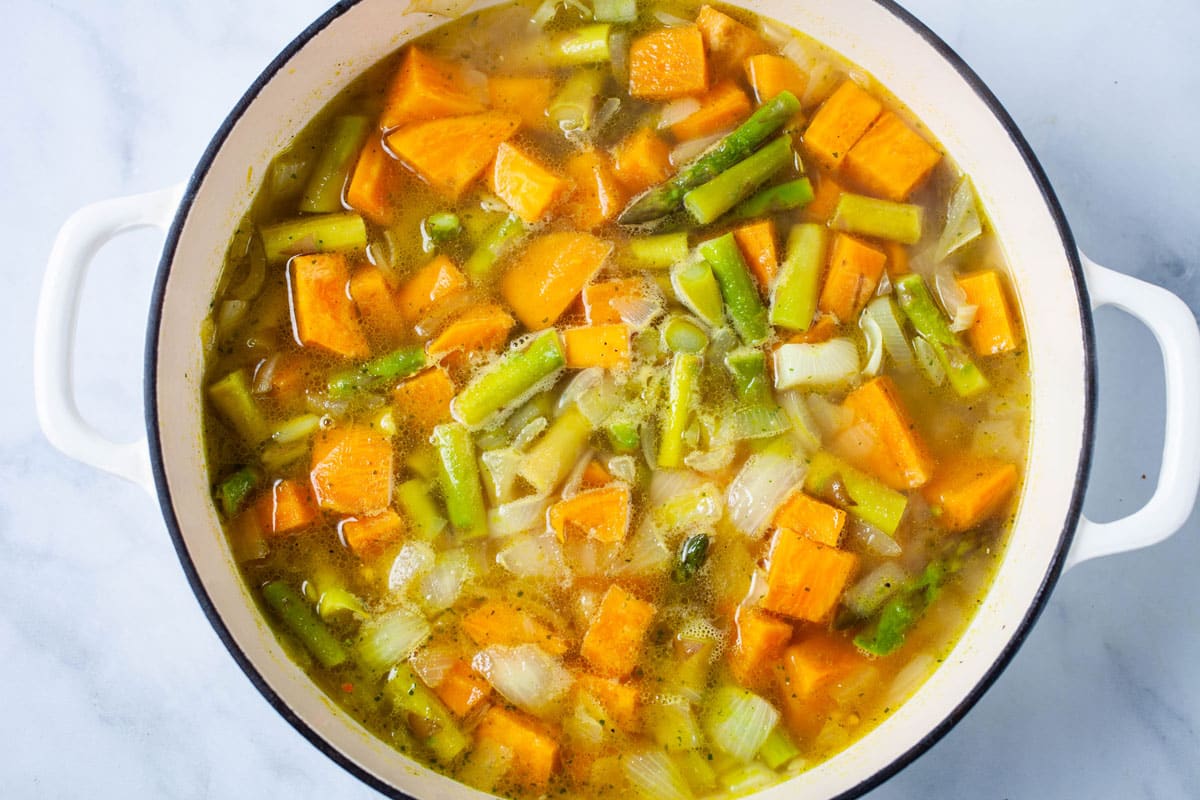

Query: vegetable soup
[202,1,1029,797]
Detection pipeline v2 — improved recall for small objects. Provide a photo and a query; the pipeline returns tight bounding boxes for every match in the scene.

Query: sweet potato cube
[386,111,521,199]
[427,303,515,359]
[802,81,882,172]
[629,25,708,100]
[290,253,370,359]
[732,219,778,290]
[575,674,640,730]
[776,632,861,741]
[393,367,455,439]
[883,240,910,279]
[475,707,559,788]
[562,149,627,230]
[695,5,769,77]
[500,232,613,330]
[773,491,846,546]
[839,376,935,490]
[728,606,793,688]
[548,485,632,543]
[349,265,406,343]
[434,660,492,718]
[580,585,657,678]
[842,111,942,201]
[563,324,632,370]
[612,127,674,195]
[580,460,613,490]
[669,81,752,142]
[395,254,468,322]
[921,455,1019,532]
[488,75,554,129]
[803,170,844,223]
[255,479,319,536]
[958,270,1022,356]
[818,233,886,322]
[745,53,809,106]
[462,599,569,656]
[380,47,486,130]
[309,424,395,515]
[340,508,405,559]
[345,136,405,225]
[489,141,571,223]
[761,529,858,622]
[583,277,646,325]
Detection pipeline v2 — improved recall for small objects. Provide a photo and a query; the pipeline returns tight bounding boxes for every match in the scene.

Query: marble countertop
[5,0,1198,797]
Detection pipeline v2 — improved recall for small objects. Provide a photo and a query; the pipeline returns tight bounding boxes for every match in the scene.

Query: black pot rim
[143,2,1096,798]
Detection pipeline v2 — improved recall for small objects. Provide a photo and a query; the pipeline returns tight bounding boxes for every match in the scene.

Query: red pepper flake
[341,683,355,693]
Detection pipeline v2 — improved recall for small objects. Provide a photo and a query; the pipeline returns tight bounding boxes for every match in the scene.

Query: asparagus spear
[894,273,989,398]
[327,345,427,399]
[300,115,371,214]
[732,177,814,219]
[618,91,802,224]
[431,423,488,540]
[683,134,794,224]
[770,223,828,331]
[262,581,349,668]
[451,329,565,428]
[464,212,526,282]
[698,233,769,345]
[658,351,703,468]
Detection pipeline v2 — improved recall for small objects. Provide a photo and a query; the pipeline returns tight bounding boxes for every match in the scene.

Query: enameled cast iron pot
[33,1,1200,798]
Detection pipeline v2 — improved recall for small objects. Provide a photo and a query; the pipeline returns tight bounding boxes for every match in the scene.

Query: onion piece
[846,518,902,557]
[420,549,473,613]
[472,644,574,717]
[612,291,665,331]
[912,336,947,386]
[653,8,691,26]
[950,303,979,333]
[616,523,672,577]
[409,642,460,689]
[496,530,569,581]
[658,97,702,130]
[726,452,807,538]
[777,389,822,453]
[623,750,693,800]
[489,494,552,537]
[252,353,279,395]
[649,469,708,505]
[607,454,638,483]
[558,368,603,414]
[935,265,969,320]
[388,541,436,595]
[773,339,860,390]
[513,417,548,450]
[805,394,853,438]
[862,296,914,371]
[214,299,249,342]
[935,176,983,261]
[594,96,622,133]
[481,447,523,504]
[356,606,431,672]
[860,315,884,376]
[670,131,724,166]
[841,562,909,619]
[560,448,595,499]
[684,443,736,473]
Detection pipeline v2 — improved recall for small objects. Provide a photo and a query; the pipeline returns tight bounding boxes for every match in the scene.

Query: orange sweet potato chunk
[500,232,613,330]
[255,479,319,536]
[669,81,752,142]
[802,81,882,172]
[583,277,647,325]
[732,219,778,290]
[393,367,455,439]
[379,47,486,131]
[575,674,640,730]
[612,127,674,195]
[818,232,886,323]
[921,455,1019,532]
[580,585,657,678]
[461,599,569,656]
[958,270,1022,356]
[773,491,846,547]
[349,265,406,343]
[563,324,632,370]
[489,141,571,223]
[695,5,769,78]
[840,376,936,490]
[488,75,554,129]
[309,424,395,515]
[340,509,405,559]
[842,111,942,201]
[475,707,559,788]
[562,149,627,230]
[395,254,468,322]
[386,111,521,199]
[434,660,492,718]
[345,136,406,225]
[745,53,809,106]
[761,529,858,623]
[628,25,708,100]
[548,484,632,542]
[728,606,793,688]
[289,253,370,359]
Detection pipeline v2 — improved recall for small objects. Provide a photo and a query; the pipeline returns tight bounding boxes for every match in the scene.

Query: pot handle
[34,183,185,495]
[1066,253,1200,569]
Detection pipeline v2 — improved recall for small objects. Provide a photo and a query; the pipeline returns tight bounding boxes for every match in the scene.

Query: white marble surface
[5,0,1198,797]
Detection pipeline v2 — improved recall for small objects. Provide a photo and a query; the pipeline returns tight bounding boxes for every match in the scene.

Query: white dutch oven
[32,1,1200,798]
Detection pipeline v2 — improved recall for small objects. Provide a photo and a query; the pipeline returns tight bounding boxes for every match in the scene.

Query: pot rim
[143,1,1098,798]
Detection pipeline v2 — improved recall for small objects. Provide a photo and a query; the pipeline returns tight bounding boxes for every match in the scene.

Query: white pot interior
[150,1,1091,797]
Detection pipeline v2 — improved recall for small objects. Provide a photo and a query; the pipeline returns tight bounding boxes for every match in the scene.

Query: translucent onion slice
[860,315,884,377]
[488,494,552,538]
[496,530,569,581]
[356,606,430,672]
[623,750,693,800]
[862,296,915,371]
[726,452,806,537]
[472,644,574,717]
[912,336,947,387]
[846,518,902,557]
[934,176,983,261]
[657,97,703,130]
[773,339,860,390]
[388,541,436,594]
[702,686,780,762]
